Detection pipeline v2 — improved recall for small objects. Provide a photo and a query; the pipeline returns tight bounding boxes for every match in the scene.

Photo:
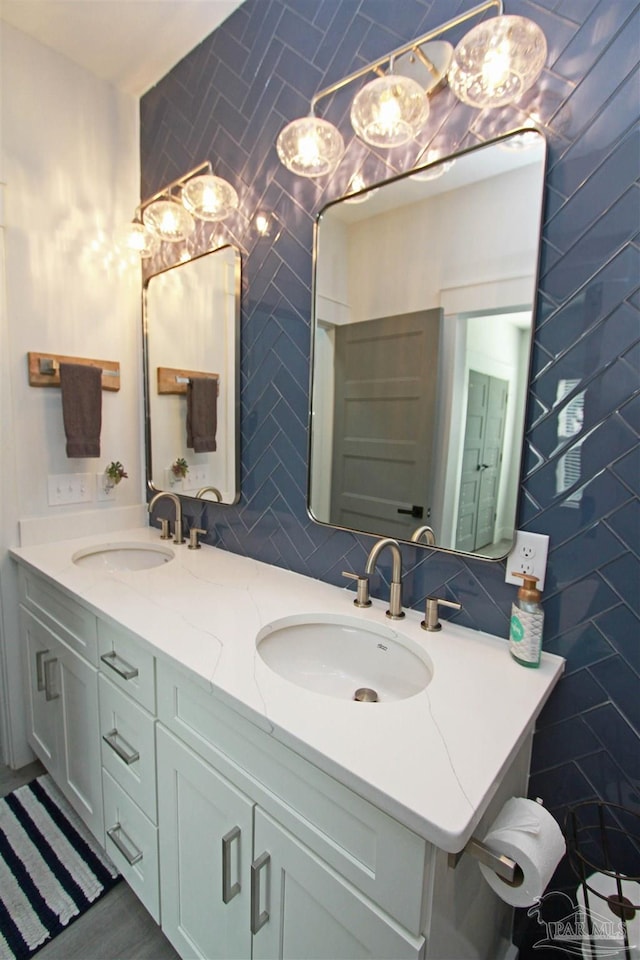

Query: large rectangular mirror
[309,130,546,559]
[144,245,240,504]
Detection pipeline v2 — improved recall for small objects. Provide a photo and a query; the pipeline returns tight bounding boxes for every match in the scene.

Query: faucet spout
[364,538,404,620]
[148,491,184,545]
[410,525,436,546]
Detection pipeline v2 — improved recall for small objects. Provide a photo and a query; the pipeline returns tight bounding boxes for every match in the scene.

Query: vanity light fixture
[276,0,547,180]
[447,15,547,108]
[123,219,159,259]
[350,70,430,148]
[127,162,239,254]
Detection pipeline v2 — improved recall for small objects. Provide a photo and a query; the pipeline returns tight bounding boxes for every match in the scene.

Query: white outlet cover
[505,531,550,591]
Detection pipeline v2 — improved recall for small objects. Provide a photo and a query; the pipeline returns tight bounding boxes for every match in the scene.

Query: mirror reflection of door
[329,309,441,540]
[309,130,546,558]
[455,371,508,554]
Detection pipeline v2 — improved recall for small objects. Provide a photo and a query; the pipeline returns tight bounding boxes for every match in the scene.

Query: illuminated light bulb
[277,116,345,178]
[350,74,429,148]
[182,174,239,221]
[143,198,194,242]
[448,15,547,108]
[344,173,379,204]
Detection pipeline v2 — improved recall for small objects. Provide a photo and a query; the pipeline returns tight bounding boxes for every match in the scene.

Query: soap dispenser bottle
[509,573,544,667]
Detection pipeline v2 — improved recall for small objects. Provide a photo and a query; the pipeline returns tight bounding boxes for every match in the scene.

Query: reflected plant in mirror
[144,245,241,505]
[309,130,546,560]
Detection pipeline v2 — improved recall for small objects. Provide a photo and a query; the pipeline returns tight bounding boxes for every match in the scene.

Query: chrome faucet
[411,525,436,546]
[365,538,404,620]
[196,486,222,501]
[148,491,185,545]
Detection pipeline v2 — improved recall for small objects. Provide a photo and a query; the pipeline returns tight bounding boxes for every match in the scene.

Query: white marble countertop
[11,526,564,852]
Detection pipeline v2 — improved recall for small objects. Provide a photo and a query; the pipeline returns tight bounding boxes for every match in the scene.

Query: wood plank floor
[1,763,180,960]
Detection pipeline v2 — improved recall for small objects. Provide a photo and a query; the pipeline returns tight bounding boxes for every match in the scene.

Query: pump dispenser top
[514,572,542,604]
[509,572,544,667]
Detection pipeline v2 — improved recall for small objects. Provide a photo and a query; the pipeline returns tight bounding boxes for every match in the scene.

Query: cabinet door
[157,726,253,960]
[56,640,103,839]
[252,809,424,960]
[22,608,59,774]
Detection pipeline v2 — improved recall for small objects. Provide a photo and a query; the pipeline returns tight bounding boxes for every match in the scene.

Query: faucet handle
[421,596,462,632]
[188,527,207,550]
[159,518,171,541]
[341,571,371,608]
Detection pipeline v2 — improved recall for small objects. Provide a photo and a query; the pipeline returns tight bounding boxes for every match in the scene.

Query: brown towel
[59,362,102,458]
[186,377,218,453]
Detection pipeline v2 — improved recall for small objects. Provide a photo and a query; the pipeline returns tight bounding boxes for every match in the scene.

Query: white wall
[0,23,142,766]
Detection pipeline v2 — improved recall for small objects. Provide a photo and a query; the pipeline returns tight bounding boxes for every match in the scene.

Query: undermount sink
[72,542,175,572]
[256,614,432,702]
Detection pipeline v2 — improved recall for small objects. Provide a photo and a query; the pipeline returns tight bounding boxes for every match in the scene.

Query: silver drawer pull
[100,650,139,681]
[43,658,60,701]
[250,851,270,934]
[107,823,143,865]
[35,649,50,692]
[222,826,241,904]
[102,729,140,765]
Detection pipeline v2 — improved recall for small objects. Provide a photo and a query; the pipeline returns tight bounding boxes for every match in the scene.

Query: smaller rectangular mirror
[309,130,546,559]
[144,245,240,504]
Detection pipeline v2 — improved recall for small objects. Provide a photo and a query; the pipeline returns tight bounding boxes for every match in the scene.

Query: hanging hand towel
[186,377,218,453]
[59,362,102,458]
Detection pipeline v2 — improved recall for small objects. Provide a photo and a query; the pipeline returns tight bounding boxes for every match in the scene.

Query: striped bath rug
[0,775,120,960]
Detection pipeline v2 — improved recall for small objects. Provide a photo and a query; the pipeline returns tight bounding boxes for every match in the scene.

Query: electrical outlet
[505,531,549,590]
[47,473,93,506]
[96,473,118,502]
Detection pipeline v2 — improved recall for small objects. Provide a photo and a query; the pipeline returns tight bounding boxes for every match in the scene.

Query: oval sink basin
[256,614,432,702]
[72,542,174,572]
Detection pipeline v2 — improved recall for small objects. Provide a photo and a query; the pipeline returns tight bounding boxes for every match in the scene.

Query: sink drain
[354,687,378,702]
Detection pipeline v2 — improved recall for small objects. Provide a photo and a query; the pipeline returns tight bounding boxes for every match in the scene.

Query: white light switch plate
[505,531,549,591]
[47,473,93,506]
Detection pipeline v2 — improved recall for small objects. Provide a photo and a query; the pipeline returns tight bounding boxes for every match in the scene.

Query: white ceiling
[0,0,244,96]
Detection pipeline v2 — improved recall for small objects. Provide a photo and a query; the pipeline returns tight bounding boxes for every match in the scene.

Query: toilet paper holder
[448,838,524,886]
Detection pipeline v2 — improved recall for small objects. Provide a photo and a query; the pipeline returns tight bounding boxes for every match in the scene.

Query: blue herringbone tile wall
[141,0,639,908]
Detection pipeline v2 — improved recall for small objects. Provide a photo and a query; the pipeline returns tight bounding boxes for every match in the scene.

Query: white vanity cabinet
[156,662,426,960]
[98,621,160,921]
[19,572,103,840]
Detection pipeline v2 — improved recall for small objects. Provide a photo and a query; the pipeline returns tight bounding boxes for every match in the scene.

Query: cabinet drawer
[103,770,159,922]
[98,621,155,713]
[19,569,97,664]
[99,675,157,823]
[157,664,429,936]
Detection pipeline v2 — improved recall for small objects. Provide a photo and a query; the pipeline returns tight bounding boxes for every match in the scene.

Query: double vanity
[11,527,563,960]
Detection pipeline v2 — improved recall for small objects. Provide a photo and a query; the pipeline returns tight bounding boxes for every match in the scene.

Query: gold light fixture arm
[135,161,213,218]
[309,0,503,114]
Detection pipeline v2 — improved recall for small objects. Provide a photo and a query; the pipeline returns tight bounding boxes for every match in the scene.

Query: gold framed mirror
[308,129,546,558]
[143,244,241,504]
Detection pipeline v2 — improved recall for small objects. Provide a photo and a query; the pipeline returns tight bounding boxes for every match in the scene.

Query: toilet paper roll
[478,797,566,907]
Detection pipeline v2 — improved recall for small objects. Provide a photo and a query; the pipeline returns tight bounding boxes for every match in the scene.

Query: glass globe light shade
[123,221,158,258]
[448,15,547,108]
[143,198,195,242]
[276,117,345,178]
[350,74,429,148]
[182,174,239,222]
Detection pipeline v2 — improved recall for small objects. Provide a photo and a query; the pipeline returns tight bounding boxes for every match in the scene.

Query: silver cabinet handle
[107,823,143,865]
[102,728,140,765]
[35,649,50,692]
[250,851,270,934]
[43,658,60,701]
[222,826,241,904]
[100,650,139,681]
